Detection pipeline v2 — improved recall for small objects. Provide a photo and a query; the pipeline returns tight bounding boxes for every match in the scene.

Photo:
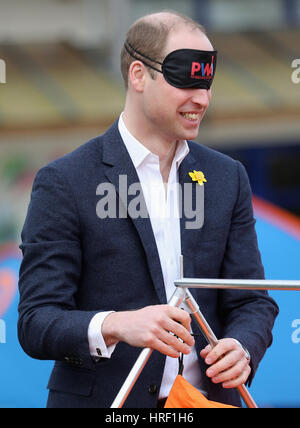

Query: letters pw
[191,56,214,80]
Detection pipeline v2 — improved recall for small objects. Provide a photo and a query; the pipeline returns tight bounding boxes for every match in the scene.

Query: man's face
[140,28,214,143]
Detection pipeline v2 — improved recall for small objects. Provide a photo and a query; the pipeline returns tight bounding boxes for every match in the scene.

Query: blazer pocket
[47,364,95,397]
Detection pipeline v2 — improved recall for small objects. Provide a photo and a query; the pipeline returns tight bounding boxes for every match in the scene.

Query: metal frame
[111,278,300,409]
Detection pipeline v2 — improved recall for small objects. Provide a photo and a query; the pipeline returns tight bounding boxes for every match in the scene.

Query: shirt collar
[118,113,190,170]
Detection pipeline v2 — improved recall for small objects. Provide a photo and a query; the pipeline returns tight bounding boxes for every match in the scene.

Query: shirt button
[96,348,102,357]
[148,384,158,394]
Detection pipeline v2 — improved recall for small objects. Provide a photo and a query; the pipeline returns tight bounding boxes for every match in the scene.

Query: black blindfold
[125,41,217,90]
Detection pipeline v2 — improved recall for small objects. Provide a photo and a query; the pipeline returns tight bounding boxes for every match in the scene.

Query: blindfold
[125,41,217,90]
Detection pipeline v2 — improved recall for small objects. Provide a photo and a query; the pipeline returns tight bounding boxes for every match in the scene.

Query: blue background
[249,218,300,408]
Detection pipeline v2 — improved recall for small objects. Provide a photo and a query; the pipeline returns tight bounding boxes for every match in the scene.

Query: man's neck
[122,110,178,183]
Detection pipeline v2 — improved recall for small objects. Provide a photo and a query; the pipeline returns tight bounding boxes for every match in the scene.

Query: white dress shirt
[88,113,204,398]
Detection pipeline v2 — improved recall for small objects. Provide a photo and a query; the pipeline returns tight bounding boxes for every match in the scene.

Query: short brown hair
[120,11,206,89]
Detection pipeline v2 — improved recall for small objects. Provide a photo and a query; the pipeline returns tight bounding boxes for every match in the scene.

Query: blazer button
[148,384,158,394]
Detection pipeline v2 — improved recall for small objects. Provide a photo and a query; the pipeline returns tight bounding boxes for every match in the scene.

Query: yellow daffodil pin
[189,170,207,186]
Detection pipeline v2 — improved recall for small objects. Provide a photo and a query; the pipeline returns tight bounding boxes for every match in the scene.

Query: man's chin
[182,128,200,141]
[169,124,201,143]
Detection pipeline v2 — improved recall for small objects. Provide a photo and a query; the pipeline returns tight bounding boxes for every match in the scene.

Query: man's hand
[200,338,251,389]
[101,305,195,358]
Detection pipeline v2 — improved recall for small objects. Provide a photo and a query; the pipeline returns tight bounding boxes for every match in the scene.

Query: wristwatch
[242,345,251,363]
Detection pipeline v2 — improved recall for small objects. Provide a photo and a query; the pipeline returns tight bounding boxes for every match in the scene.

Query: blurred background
[0,0,299,408]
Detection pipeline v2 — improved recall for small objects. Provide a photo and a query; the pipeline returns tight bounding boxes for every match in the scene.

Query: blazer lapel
[101,123,167,303]
[178,147,205,279]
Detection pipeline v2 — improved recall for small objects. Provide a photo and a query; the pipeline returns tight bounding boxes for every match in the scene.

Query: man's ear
[128,61,147,92]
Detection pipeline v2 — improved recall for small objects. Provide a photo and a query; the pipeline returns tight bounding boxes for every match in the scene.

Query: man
[18,11,278,408]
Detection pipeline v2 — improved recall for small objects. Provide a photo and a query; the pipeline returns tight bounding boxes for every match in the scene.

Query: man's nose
[190,89,211,108]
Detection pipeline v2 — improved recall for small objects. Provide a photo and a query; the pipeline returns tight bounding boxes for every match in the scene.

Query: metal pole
[110,287,186,408]
[175,278,300,291]
[111,277,300,408]
[184,290,258,408]
[110,347,154,409]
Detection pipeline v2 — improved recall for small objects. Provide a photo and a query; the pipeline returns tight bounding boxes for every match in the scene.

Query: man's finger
[168,307,192,331]
[200,344,212,359]
[166,319,195,347]
[208,356,248,384]
[158,329,192,355]
[222,365,252,389]
[149,336,181,358]
[206,347,245,377]
[204,338,240,365]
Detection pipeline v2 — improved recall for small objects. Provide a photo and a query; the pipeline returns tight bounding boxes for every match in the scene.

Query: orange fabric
[164,375,238,408]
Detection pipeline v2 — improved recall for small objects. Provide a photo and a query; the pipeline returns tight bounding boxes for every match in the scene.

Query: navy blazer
[18,121,278,408]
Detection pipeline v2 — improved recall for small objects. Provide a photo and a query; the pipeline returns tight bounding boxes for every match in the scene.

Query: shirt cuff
[88,311,117,359]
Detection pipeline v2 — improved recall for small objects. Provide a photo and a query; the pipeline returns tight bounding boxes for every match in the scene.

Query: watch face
[243,347,251,362]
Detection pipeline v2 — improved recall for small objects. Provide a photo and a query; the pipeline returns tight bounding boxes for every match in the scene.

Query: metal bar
[184,290,258,408]
[175,278,300,291]
[110,287,187,408]
[110,348,153,408]
[184,290,218,348]
[110,275,300,408]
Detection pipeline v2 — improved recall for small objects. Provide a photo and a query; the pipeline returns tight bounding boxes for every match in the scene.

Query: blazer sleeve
[219,161,279,385]
[18,165,99,370]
